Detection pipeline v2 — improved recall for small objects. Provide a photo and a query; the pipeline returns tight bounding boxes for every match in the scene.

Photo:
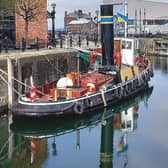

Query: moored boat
[12,4,153,117]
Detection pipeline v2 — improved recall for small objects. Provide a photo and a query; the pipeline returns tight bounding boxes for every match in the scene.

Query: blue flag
[117,12,128,22]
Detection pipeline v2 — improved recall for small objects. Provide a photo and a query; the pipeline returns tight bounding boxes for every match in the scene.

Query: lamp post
[51,3,56,46]
[95,10,99,46]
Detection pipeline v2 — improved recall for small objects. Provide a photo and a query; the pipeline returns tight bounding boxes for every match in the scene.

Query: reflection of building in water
[30,138,37,164]
[13,138,47,167]
[150,56,168,73]
[1,135,47,166]
[113,104,139,131]
[120,105,138,132]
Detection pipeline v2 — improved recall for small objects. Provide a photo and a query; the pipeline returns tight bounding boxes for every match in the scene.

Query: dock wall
[139,38,168,56]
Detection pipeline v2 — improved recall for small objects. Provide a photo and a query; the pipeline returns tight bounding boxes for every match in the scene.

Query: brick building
[15,0,48,48]
[64,10,97,36]
[0,0,48,48]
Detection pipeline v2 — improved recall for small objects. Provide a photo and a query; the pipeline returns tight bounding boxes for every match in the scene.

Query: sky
[47,0,168,29]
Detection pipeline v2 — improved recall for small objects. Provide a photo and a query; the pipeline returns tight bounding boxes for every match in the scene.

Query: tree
[15,0,44,47]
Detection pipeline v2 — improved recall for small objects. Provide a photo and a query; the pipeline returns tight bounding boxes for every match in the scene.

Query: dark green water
[0,56,168,168]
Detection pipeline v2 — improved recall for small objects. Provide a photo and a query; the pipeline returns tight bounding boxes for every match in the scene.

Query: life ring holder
[74,101,84,114]
[86,98,93,107]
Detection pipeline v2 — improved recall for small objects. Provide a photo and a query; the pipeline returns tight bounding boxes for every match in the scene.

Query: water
[0,56,168,168]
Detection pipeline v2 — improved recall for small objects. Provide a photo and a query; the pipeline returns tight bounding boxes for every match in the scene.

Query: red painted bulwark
[15,0,47,48]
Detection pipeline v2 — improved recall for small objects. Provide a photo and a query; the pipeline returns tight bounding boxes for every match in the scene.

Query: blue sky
[47,0,168,29]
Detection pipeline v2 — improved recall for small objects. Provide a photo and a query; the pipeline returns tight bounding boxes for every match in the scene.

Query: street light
[95,10,99,46]
[51,3,56,46]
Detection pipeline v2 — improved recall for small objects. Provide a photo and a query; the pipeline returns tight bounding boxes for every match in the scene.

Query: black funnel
[101,4,114,66]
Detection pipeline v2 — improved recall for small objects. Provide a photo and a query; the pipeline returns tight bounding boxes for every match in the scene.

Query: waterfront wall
[139,38,154,55]
[139,38,168,56]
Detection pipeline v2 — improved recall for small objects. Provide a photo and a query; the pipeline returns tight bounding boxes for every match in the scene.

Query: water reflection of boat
[9,87,153,168]
[10,86,153,138]
[12,4,153,117]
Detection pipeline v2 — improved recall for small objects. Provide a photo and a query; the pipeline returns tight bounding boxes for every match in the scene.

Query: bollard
[36,37,39,50]
[86,35,89,46]
[4,36,8,53]
[94,37,97,47]
[78,36,81,47]
[70,36,72,48]
[22,37,26,52]
[60,37,63,48]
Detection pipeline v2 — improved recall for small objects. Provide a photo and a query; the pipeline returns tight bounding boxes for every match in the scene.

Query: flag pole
[124,0,128,38]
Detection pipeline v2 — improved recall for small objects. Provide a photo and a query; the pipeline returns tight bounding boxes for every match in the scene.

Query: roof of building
[68,18,90,25]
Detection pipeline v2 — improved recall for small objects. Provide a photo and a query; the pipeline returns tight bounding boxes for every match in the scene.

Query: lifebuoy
[74,101,84,114]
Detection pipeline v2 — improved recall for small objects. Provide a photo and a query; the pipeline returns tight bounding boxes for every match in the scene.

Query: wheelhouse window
[122,40,132,50]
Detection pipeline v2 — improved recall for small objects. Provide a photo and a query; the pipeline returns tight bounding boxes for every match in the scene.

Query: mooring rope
[0,68,50,98]
[0,72,21,96]
[0,136,29,161]
[44,55,64,74]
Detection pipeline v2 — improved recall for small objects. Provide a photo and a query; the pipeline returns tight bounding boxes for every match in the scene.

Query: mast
[124,0,128,38]
[100,4,114,66]
[144,8,146,34]
[139,8,142,35]
[135,9,137,35]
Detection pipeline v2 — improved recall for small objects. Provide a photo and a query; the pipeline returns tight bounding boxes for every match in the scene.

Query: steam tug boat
[12,4,153,117]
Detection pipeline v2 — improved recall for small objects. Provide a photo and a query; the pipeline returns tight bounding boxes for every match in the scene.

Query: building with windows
[103,0,168,35]
[0,0,15,45]
[0,0,48,48]
[64,10,97,37]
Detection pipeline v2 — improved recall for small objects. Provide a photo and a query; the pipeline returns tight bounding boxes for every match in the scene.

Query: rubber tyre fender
[74,101,84,114]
